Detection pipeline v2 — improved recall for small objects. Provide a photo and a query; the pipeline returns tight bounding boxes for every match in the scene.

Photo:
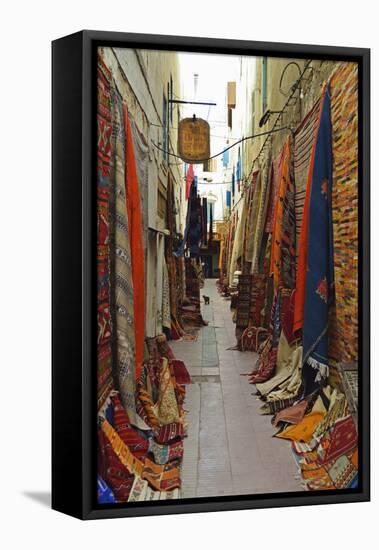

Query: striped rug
[97,58,114,410]
[294,98,321,271]
[329,62,359,363]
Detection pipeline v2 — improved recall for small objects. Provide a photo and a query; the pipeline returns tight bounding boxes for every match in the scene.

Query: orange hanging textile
[269,140,289,293]
[124,105,145,379]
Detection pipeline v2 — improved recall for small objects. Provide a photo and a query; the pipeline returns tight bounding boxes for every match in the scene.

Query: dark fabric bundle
[188,184,202,257]
[236,274,253,330]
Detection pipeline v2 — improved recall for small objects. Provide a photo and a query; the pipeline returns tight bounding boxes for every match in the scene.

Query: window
[262,57,268,113]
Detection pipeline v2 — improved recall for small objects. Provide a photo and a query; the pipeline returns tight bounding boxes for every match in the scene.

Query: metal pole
[169,99,217,106]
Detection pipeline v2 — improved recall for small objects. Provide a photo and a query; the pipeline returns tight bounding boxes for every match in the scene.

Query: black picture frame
[52,30,370,520]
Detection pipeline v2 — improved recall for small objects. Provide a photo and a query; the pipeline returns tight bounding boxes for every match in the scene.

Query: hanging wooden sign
[178,117,210,163]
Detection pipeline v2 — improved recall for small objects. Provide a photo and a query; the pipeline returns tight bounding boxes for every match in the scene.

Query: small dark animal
[203,295,210,305]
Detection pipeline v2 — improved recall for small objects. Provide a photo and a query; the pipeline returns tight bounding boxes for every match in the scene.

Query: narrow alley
[173,279,301,498]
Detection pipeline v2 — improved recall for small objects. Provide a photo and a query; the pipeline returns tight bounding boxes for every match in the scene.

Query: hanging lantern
[178,116,210,163]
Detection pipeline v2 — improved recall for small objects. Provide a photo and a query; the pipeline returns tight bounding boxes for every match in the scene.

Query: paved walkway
[170,279,303,498]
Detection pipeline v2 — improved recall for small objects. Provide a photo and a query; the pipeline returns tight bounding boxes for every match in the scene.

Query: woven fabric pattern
[329,63,359,362]
[110,86,138,424]
[97,59,114,410]
[294,98,321,271]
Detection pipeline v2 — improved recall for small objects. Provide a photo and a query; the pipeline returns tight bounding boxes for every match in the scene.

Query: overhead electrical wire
[151,126,291,162]
[104,47,314,209]
[148,120,243,141]
[244,59,313,186]
[153,59,313,175]
[228,59,314,214]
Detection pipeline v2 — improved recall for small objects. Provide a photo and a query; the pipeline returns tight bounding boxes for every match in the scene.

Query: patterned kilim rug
[251,158,271,274]
[328,62,358,363]
[110,85,140,426]
[236,274,252,330]
[97,58,114,411]
[294,98,321,272]
[249,274,267,328]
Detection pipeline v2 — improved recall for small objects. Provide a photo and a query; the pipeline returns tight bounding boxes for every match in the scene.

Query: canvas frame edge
[52,29,370,520]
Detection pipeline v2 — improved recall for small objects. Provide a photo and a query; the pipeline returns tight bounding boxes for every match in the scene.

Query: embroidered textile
[128,476,180,501]
[101,419,144,477]
[294,98,321,271]
[316,415,357,465]
[111,394,149,460]
[249,290,281,384]
[229,199,248,284]
[97,60,114,410]
[236,274,253,329]
[329,63,359,362]
[142,458,181,492]
[264,344,303,403]
[244,171,260,263]
[282,289,297,345]
[148,439,184,465]
[98,428,135,502]
[301,87,335,390]
[249,274,267,328]
[240,326,268,352]
[154,422,184,444]
[297,446,358,490]
[125,109,145,379]
[293,97,323,333]
[255,334,302,397]
[153,358,180,425]
[265,151,283,233]
[251,159,271,273]
[129,116,149,256]
[269,139,295,292]
[313,389,347,439]
[278,146,296,290]
[110,87,139,425]
[250,345,278,384]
